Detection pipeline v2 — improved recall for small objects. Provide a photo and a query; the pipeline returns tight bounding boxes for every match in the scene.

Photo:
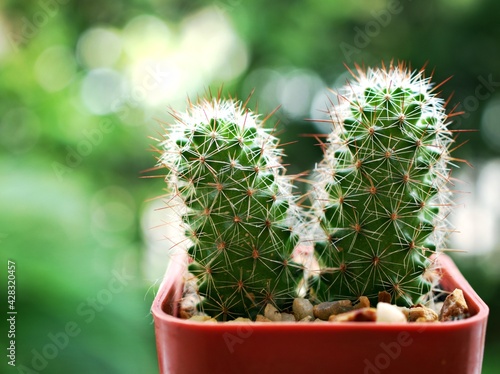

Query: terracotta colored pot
[152,254,488,374]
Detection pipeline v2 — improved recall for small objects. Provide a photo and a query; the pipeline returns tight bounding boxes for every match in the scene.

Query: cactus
[158,96,303,320]
[311,63,453,306]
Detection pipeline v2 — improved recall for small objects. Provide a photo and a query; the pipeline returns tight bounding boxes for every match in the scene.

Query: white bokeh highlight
[77,27,123,68]
[80,68,126,115]
[451,159,500,255]
[35,45,77,92]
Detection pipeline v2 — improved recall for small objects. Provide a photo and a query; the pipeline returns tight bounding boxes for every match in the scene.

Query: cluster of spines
[310,63,454,306]
[159,96,303,320]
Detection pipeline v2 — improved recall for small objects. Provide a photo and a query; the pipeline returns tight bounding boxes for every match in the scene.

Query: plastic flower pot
[151,253,488,374]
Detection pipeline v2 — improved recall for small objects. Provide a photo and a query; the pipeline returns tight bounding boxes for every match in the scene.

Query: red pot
[152,254,488,374]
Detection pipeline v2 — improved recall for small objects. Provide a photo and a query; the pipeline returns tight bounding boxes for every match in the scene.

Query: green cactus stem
[311,63,454,306]
[158,96,303,320]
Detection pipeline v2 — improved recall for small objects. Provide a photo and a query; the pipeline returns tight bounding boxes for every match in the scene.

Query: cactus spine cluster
[311,63,453,306]
[159,97,303,320]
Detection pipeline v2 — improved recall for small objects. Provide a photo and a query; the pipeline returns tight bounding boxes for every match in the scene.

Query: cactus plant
[157,95,303,320]
[151,66,488,374]
[310,62,454,306]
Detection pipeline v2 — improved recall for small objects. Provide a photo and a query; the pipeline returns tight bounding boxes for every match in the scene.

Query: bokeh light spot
[81,68,125,115]
[123,15,172,59]
[77,27,123,68]
[91,186,135,247]
[451,161,500,255]
[34,45,76,92]
[279,70,324,119]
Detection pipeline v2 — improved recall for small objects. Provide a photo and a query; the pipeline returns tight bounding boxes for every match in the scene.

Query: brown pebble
[399,307,409,319]
[189,315,217,322]
[439,289,469,321]
[313,300,353,320]
[408,304,439,322]
[264,304,282,321]
[353,296,371,309]
[299,315,313,322]
[378,291,392,304]
[281,312,296,322]
[293,298,314,321]
[433,302,444,315]
[226,317,252,323]
[179,308,193,319]
[255,314,272,322]
[329,307,377,322]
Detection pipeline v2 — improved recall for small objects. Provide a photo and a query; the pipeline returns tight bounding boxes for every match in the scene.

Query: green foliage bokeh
[1,0,499,372]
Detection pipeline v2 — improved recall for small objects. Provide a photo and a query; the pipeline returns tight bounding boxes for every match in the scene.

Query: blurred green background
[1,0,499,373]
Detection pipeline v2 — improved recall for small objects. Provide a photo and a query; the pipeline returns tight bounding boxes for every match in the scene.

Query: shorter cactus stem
[159,96,303,320]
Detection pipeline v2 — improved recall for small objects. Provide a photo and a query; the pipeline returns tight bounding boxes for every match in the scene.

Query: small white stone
[376,302,407,323]
[264,304,282,321]
[299,315,313,322]
[189,315,217,322]
[255,314,272,322]
[226,317,252,323]
[280,312,296,322]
